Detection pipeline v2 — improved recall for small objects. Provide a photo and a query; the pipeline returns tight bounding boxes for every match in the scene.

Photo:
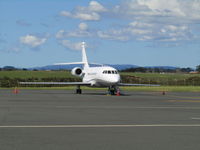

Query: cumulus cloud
[97,30,130,41]
[95,0,199,43]
[88,1,107,12]
[61,11,100,21]
[129,21,153,28]
[113,0,200,22]
[56,23,92,38]
[60,1,106,21]
[59,40,82,50]
[97,22,154,41]
[57,0,199,44]
[78,22,88,30]
[20,35,47,48]
[158,24,193,42]
[96,22,194,43]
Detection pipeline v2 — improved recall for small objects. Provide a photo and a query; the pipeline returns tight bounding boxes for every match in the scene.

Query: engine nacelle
[71,67,83,77]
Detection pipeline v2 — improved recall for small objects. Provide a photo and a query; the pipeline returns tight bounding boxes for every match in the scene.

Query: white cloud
[20,35,47,47]
[157,24,192,42]
[57,0,199,44]
[56,23,92,38]
[59,40,82,50]
[130,28,152,35]
[129,21,153,28]
[96,22,194,43]
[56,29,92,38]
[60,11,71,17]
[60,11,100,21]
[96,22,154,41]
[88,1,107,12]
[97,30,129,41]
[55,30,66,39]
[113,0,200,22]
[60,1,106,21]
[137,0,186,17]
[75,12,100,21]
[138,35,153,41]
[78,22,88,30]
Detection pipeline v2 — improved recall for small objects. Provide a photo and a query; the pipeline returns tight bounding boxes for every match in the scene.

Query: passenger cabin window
[103,70,118,74]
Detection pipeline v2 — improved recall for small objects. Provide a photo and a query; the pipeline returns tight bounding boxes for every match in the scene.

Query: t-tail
[81,42,89,69]
[54,42,90,69]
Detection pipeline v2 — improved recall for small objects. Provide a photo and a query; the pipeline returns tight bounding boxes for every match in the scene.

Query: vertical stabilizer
[81,42,89,69]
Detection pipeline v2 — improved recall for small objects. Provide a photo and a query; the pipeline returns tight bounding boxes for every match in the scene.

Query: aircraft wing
[118,83,160,86]
[19,82,91,86]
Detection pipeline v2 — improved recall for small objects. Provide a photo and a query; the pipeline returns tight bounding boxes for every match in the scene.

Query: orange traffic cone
[13,87,19,94]
[116,89,120,96]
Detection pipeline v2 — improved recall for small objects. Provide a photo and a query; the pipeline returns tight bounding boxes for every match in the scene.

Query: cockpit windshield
[103,70,118,74]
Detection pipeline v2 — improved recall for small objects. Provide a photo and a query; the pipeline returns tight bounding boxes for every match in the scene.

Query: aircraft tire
[76,89,82,94]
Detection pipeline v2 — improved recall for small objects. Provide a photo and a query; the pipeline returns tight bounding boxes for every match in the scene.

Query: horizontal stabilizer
[54,62,103,66]
[54,62,85,65]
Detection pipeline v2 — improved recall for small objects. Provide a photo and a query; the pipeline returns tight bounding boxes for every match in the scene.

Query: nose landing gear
[108,86,120,96]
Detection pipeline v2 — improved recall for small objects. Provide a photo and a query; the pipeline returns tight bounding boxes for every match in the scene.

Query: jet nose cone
[111,76,120,83]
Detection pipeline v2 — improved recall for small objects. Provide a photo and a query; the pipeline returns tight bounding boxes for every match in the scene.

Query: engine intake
[71,67,83,77]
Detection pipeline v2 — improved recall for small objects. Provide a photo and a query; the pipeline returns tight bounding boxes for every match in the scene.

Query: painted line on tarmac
[168,100,200,103]
[165,95,200,100]
[56,106,200,109]
[0,105,199,110]
[0,124,200,128]
[191,118,200,120]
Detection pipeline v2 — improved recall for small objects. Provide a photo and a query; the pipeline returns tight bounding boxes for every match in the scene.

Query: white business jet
[20,42,158,95]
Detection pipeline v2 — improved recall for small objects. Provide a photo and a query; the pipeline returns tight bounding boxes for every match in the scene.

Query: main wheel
[110,89,115,95]
[76,89,82,94]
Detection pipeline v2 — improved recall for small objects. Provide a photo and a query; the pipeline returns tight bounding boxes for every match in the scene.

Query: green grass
[121,72,200,80]
[0,70,74,79]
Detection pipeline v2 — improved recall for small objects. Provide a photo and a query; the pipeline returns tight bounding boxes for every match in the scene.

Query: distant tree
[196,65,200,72]
[3,66,16,71]
[180,68,193,73]
[121,67,147,73]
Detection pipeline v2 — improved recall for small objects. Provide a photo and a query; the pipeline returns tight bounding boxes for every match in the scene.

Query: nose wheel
[108,86,120,95]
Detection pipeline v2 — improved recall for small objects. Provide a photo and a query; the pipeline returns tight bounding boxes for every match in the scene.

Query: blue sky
[0,0,200,68]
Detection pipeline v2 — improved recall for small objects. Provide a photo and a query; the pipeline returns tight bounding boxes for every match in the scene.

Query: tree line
[121,67,194,73]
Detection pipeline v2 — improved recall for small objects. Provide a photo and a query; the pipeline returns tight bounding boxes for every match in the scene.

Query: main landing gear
[108,86,120,96]
[76,85,82,94]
